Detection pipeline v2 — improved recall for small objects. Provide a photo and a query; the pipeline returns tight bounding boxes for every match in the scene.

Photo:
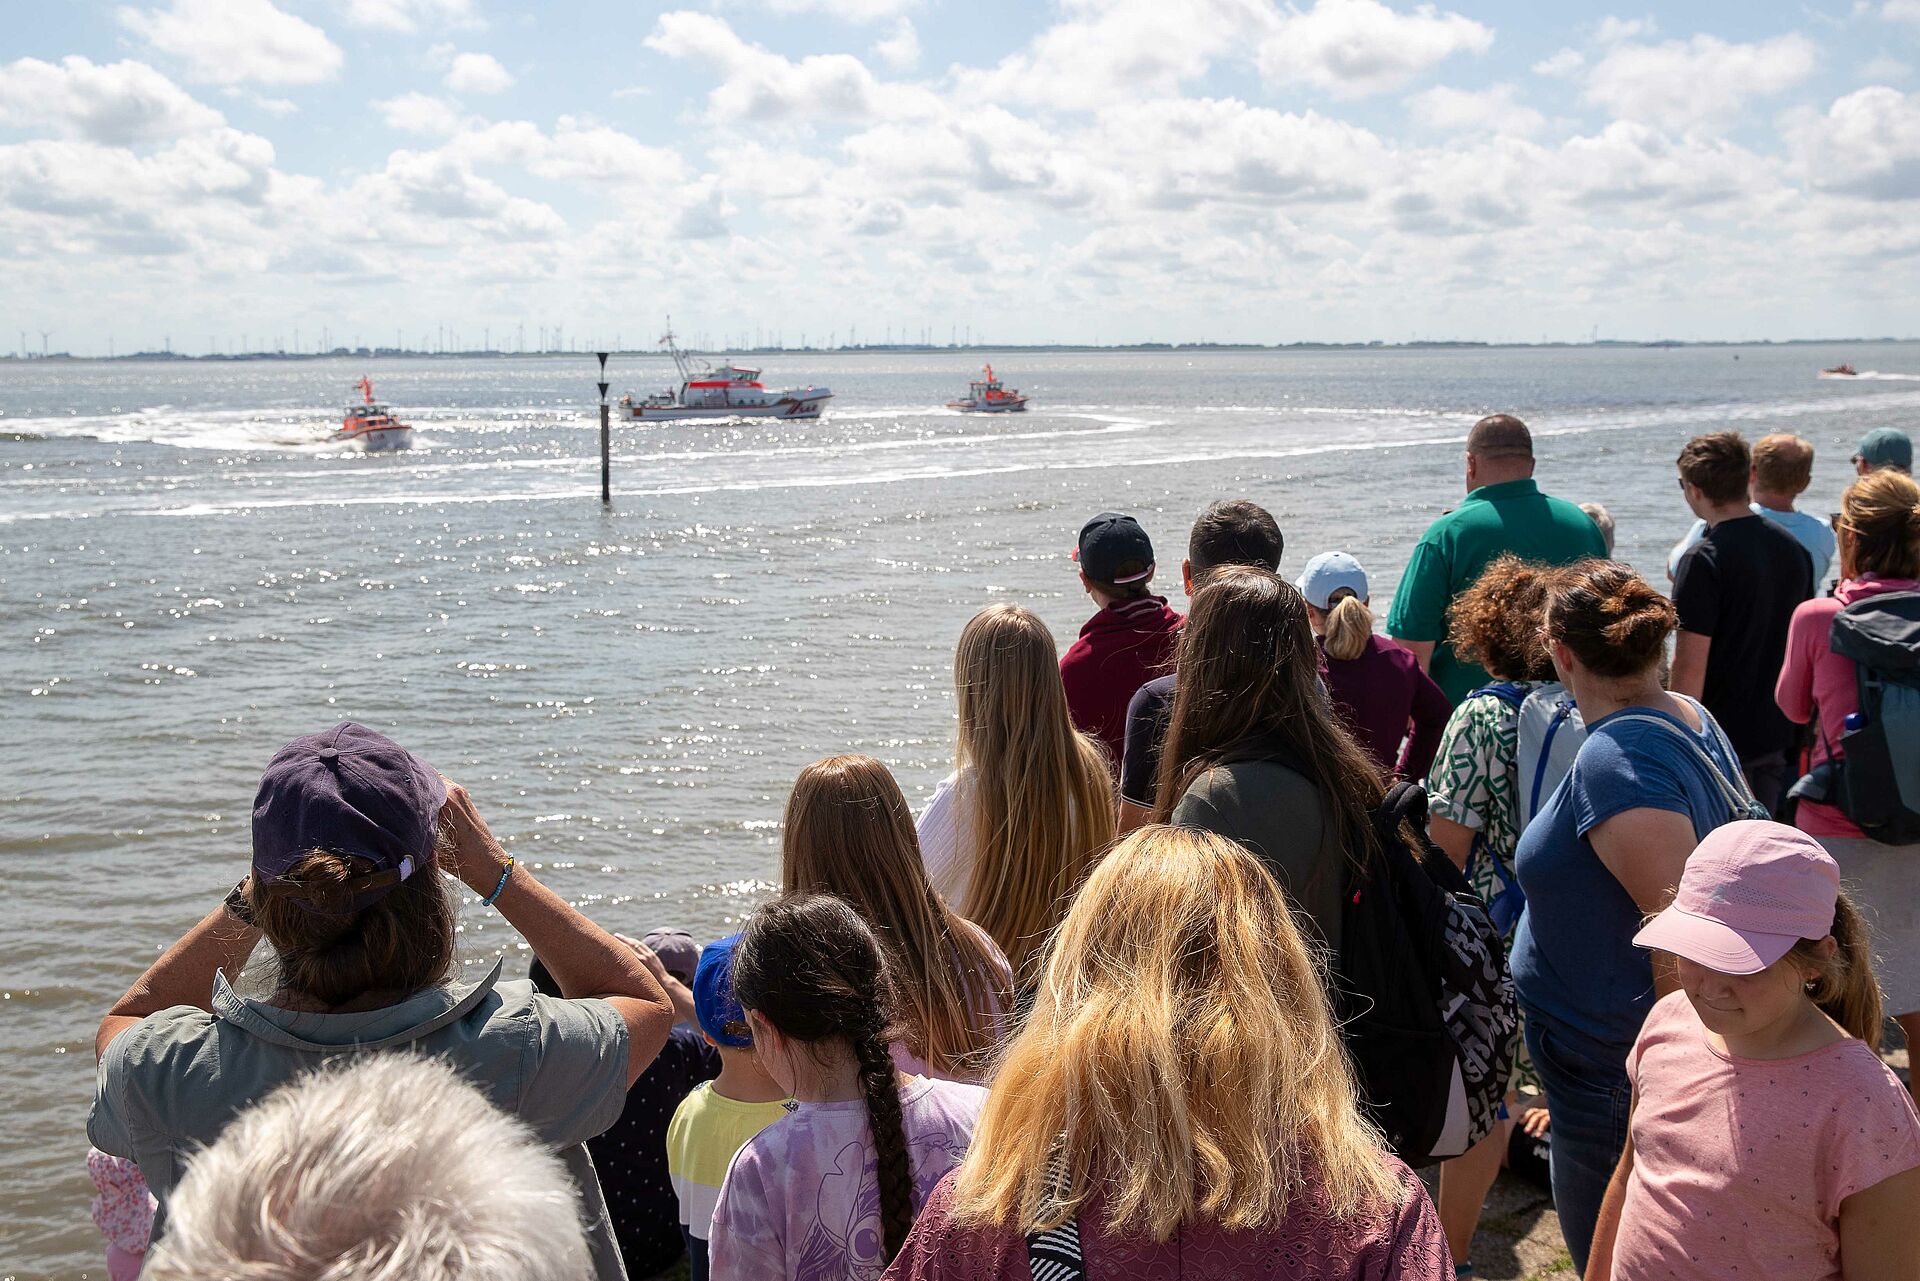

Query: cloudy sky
[4,0,1918,353]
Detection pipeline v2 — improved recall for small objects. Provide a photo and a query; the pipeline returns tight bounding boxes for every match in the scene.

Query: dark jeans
[1742,750,1789,817]
[1524,1015,1632,1274]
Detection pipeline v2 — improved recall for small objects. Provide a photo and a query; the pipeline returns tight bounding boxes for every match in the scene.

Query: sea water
[5,343,1919,1271]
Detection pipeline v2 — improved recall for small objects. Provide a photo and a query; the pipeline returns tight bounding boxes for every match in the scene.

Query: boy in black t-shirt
[1670,431,1814,812]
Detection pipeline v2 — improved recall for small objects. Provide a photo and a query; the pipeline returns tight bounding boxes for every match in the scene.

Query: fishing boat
[1821,364,1858,377]
[620,323,830,422]
[946,364,1028,413]
[332,378,414,451]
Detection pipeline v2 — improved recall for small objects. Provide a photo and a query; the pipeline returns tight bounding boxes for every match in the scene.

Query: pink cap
[1633,820,1840,974]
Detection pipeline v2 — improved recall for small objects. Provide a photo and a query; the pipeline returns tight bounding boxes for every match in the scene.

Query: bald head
[1465,413,1536,491]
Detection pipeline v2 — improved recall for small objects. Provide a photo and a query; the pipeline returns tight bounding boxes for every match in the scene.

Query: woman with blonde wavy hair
[783,755,1014,1083]
[1777,467,1920,1096]
[884,825,1452,1279]
[917,604,1116,981]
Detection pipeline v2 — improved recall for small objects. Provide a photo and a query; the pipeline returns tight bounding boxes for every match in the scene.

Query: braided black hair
[732,894,916,1263]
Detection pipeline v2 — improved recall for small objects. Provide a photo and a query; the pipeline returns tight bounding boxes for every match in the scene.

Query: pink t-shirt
[1775,576,1920,838]
[709,1075,987,1281]
[885,1156,1452,1280]
[1614,991,1920,1281]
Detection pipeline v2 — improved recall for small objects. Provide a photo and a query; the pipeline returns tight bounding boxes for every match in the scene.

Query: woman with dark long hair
[707,895,986,1281]
[1153,565,1386,950]
[783,755,1012,1082]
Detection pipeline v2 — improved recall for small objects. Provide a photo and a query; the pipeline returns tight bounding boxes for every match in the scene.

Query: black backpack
[1826,590,1920,844]
[1212,739,1517,1164]
[1337,781,1517,1164]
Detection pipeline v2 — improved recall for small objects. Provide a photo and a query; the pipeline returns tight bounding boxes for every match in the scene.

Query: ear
[1181,558,1193,595]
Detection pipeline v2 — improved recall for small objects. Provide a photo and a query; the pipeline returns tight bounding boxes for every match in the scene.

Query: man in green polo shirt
[1387,414,1608,704]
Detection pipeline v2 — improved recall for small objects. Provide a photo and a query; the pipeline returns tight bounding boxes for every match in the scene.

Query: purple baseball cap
[1633,820,1840,974]
[251,722,447,915]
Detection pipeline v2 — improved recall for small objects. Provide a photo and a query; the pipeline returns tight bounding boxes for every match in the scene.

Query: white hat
[1295,551,1369,609]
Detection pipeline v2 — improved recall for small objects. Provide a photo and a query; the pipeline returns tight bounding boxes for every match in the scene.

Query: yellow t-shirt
[666,1082,790,1242]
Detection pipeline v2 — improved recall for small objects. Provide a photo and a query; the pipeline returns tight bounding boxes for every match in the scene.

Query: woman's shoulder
[906,1075,992,1121]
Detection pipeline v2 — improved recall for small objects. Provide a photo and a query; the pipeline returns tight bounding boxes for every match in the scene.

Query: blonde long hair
[1838,469,1920,582]
[950,825,1401,1239]
[781,755,1012,1078]
[953,604,1117,980]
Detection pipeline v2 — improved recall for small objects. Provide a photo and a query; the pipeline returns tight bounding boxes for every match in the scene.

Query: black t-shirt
[1120,672,1178,806]
[1672,514,1814,759]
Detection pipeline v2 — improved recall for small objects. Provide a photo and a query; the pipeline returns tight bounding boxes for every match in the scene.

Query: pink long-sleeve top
[1775,576,1920,838]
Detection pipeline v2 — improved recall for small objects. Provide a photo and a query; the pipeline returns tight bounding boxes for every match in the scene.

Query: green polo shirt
[1386,477,1606,704]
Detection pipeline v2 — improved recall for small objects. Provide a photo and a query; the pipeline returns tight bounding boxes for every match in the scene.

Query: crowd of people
[86,415,1920,1281]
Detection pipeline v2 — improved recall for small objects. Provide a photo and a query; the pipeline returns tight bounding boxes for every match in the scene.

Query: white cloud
[1097,98,1389,207]
[873,18,920,70]
[645,11,932,122]
[1594,16,1656,44]
[119,0,343,86]
[375,92,464,136]
[1584,33,1817,129]
[1532,48,1583,78]
[1407,84,1545,137]
[339,0,479,32]
[1790,86,1920,200]
[369,147,566,239]
[444,52,513,95]
[1862,56,1912,81]
[762,0,915,19]
[0,56,224,145]
[1882,1,1920,23]
[1256,0,1494,99]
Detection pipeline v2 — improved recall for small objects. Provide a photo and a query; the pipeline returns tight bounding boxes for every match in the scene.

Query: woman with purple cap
[1586,821,1920,1281]
[88,722,674,1281]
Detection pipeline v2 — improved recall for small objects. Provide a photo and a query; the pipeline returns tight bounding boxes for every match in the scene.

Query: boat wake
[1823,371,1920,381]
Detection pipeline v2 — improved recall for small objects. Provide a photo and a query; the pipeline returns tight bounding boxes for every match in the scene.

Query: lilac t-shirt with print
[708,1076,986,1281]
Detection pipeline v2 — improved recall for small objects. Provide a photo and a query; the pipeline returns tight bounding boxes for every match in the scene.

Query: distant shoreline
[3,337,1915,363]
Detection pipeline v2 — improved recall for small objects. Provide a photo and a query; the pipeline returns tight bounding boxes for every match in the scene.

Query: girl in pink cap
[1587,820,1920,1281]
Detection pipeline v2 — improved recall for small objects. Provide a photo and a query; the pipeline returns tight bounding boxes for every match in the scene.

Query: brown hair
[1187,499,1283,582]
[1467,414,1532,460]
[1791,893,1883,1049]
[1446,554,1557,682]
[1838,469,1920,582]
[1677,431,1750,505]
[1751,433,1814,496]
[953,605,1117,980]
[249,849,456,1009]
[732,895,914,1263]
[782,755,1012,1079]
[1154,567,1382,867]
[1543,560,1676,680]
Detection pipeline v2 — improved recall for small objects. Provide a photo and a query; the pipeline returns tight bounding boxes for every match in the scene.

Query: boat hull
[948,399,1028,413]
[333,425,415,451]
[622,392,831,422]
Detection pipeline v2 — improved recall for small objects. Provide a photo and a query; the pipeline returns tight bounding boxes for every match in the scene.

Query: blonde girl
[884,825,1451,1279]
[916,604,1116,980]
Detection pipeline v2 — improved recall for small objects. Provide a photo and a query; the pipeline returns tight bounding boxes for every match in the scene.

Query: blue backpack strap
[1469,682,1527,708]
[1527,701,1576,818]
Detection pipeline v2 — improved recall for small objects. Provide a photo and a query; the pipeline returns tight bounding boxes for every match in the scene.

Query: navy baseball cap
[1074,512,1155,585]
[251,722,447,915]
[693,933,753,1048]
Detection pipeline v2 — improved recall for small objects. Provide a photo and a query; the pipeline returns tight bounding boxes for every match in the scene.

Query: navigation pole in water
[597,352,611,506]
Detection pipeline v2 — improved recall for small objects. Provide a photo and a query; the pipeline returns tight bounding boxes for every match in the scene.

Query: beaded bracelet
[482,855,515,907]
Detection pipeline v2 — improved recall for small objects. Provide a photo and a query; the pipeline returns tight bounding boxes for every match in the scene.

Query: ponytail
[1322,592,1374,662]
[732,893,917,1264]
[1792,893,1884,1049]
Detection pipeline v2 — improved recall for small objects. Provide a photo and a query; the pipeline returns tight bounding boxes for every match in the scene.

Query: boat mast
[660,316,694,383]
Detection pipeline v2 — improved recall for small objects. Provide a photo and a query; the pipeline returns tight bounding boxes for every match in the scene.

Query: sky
[2,0,1919,353]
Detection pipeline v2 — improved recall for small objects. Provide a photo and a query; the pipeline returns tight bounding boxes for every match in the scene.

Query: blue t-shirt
[1510,701,1744,1064]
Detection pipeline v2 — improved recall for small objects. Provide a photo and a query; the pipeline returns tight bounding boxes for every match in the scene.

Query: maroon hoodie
[1060,595,1184,773]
